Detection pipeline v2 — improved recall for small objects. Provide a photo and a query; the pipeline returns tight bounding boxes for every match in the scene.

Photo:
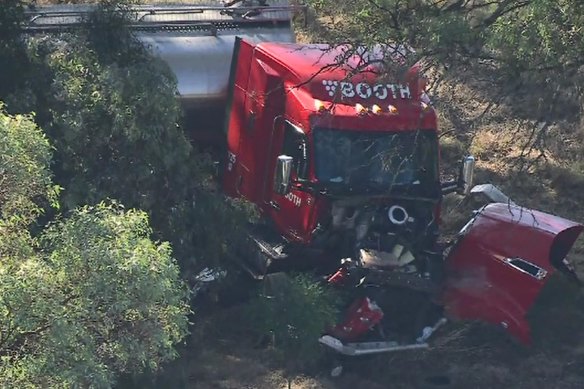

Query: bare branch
[480,0,532,28]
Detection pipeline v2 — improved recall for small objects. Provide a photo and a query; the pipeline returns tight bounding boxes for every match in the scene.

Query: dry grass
[434,68,584,206]
[417,68,584,388]
[469,128,514,161]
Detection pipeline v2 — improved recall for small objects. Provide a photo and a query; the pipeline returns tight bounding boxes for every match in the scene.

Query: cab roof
[255,42,408,84]
[255,42,423,107]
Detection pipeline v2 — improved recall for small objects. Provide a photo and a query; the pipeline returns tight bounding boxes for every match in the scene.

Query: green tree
[0,102,57,223]
[0,106,190,387]
[31,30,253,277]
[0,0,257,279]
[0,0,28,102]
[306,0,584,70]
[244,274,339,374]
[0,103,55,270]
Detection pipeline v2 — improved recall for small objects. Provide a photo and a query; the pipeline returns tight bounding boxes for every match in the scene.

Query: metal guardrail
[23,1,305,34]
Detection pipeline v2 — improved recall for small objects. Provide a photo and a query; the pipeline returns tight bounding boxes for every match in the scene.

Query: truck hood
[443,203,583,344]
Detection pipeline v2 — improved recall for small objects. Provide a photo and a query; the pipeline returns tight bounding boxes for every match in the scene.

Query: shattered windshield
[313,128,439,196]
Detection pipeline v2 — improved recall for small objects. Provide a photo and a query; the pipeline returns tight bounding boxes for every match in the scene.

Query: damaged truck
[27,0,584,362]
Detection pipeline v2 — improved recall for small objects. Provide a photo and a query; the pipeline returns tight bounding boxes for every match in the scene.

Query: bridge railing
[23,1,305,33]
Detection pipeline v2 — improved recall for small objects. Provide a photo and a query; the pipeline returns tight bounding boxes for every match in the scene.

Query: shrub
[244,273,339,371]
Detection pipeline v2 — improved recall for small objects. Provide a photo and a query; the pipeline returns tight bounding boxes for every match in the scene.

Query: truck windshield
[313,128,439,196]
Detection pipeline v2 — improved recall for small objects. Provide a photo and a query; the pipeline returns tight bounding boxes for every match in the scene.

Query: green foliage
[244,274,339,370]
[0,202,190,388]
[0,104,58,223]
[487,0,584,71]
[0,102,189,387]
[0,104,53,277]
[305,0,584,93]
[30,32,186,209]
[0,0,29,100]
[0,1,256,277]
[306,0,478,62]
[83,0,145,66]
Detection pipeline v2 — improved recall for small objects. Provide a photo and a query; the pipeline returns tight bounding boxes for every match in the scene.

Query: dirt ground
[127,280,584,389]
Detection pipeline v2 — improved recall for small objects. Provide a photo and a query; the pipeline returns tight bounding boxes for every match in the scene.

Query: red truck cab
[223,39,443,275]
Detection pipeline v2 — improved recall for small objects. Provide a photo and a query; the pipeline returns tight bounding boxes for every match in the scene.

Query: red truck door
[224,39,316,243]
[265,120,317,243]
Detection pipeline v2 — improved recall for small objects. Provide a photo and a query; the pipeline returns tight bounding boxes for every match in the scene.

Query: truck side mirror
[274,155,293,195]
[457,156,475,196]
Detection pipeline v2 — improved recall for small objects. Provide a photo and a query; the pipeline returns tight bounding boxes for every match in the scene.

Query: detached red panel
[443,203,583,344]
